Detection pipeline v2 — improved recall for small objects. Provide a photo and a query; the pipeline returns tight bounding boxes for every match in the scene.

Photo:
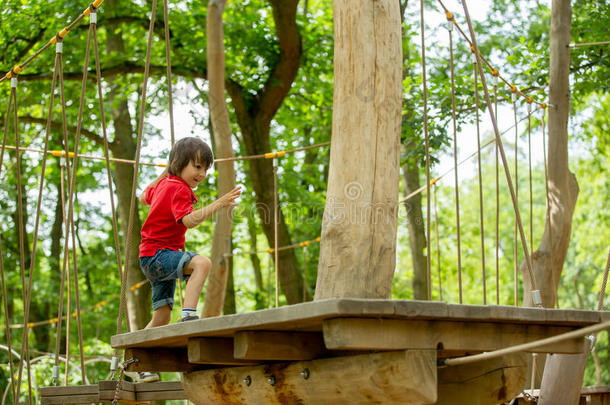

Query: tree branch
[257,0,302,127]
[10,115,106,146]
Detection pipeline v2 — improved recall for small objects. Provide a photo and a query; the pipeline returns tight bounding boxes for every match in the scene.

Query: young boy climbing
[138,137,241,329]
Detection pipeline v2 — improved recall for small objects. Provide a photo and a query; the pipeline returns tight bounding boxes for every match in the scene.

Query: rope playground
[0,0,608,404]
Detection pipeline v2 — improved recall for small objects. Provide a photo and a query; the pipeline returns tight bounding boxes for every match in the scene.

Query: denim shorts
[140,249,198,311]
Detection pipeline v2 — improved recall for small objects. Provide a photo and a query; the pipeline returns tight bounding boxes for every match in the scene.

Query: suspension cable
[12,76,34,405]
[461,0,539,305]
[420,0,432,301]
[446,13,463,303]
[91,10,130,333]
[0,82,17,405]
[473,52,487,305]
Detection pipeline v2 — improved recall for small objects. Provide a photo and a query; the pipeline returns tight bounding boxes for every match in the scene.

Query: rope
[541,110,553,306]
[461,0,538,303]
[162,0,176,147]
[116,0,159,347]
[433,185,442,301]
[447,16,463,303]
[273,164,279,308]
[513,93,519,306]
[302,245,307,302]
[527,99,534,252]
[62,21,94,385]
[52,44,73,386]
[441,319,610,367]
[0,0,106,83]
[473,55,487,305]
[4,280,149,330]
[213,141,331,163]
[18,42,59,394]
[91,11,130,333]
[438,0,549,109]
[598,248,609,311]
[420,0,432,301]
[0,80,17,404]
[225,237,321,258]
[11,78,34,405]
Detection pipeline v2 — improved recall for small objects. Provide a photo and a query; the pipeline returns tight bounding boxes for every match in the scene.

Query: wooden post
[315,0,402,299]
[203,0,237,317]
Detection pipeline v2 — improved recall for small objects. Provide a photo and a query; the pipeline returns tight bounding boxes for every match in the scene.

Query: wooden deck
[111,299,609,372]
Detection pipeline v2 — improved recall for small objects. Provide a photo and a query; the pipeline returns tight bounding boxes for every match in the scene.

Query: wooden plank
[137,391,188,400]
[40,385,98,396]
[98,389,136,401]
[134,381,184,392]
[182,350,437,405]
[111,299,606,350]
[124,348,203,372]
[323,318,584,354]
[187,337,258,365]
[98,380,135,392]
[233,331,326,360]
[40,394,100,404]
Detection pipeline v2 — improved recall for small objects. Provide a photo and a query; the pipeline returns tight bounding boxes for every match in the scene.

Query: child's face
[178,160,208,189]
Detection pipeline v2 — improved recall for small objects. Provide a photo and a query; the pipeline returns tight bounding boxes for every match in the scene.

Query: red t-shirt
[139,174,198,257]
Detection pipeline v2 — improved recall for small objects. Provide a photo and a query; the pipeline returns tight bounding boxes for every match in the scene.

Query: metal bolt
[267,375,276,386]
[243,375,252,387]
[300,368,310,380]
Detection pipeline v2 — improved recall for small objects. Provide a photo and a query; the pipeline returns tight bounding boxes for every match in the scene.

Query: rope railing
[438,1,550,110]
[0,0,105,84]
[2,280,149,330]
[0,141,331,167]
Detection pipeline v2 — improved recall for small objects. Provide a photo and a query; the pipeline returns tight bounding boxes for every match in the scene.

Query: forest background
[0,0,608,402]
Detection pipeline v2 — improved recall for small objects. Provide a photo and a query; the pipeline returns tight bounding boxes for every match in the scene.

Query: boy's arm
[139,167,169,206]
[181,186,242,229]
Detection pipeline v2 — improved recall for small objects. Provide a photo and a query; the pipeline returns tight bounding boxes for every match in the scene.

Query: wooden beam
[436,353,527,404]
[233,331,326,360]
[182,350,437,405]
[323,318,584,354]
[188,337,259,365]
[124,348,203,372]
[40,394,100,404]
[40,385,98,396]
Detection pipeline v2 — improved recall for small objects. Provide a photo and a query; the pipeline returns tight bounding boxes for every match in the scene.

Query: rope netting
[0,0,606,401]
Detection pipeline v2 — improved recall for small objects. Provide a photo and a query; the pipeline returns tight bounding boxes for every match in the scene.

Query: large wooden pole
[537,1,587,403]
[203,0,237,317]
[315,0,402,299]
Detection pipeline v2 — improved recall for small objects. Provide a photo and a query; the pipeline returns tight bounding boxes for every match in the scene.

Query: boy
[135,137,240,382]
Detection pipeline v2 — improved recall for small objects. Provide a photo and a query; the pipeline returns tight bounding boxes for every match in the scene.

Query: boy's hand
[217,186,242,208]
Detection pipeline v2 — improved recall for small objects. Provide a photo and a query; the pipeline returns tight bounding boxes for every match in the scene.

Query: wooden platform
[40,380,186,404]
[111,299,609,370]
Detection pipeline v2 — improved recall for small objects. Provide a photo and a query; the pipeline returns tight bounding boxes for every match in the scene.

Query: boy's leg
[146,304,171,328]
[182,255,211,310]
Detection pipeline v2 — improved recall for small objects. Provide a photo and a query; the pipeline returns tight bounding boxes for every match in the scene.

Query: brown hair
[168,137,214,176]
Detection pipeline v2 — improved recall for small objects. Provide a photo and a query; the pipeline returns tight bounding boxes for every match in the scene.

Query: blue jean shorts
[140,249,198,310]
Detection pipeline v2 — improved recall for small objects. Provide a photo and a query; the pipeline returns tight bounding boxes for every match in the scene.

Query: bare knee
[187,255,211,276]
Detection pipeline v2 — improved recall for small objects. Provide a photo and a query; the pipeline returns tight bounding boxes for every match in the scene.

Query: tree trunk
[315,0,402,299]
[222,241,236,315]
[225,0,304,304]
[202,0,237,318]
[528,1,584,402]
[402,159,428,300]
[105,0,150,331]
[247,215,265,309]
